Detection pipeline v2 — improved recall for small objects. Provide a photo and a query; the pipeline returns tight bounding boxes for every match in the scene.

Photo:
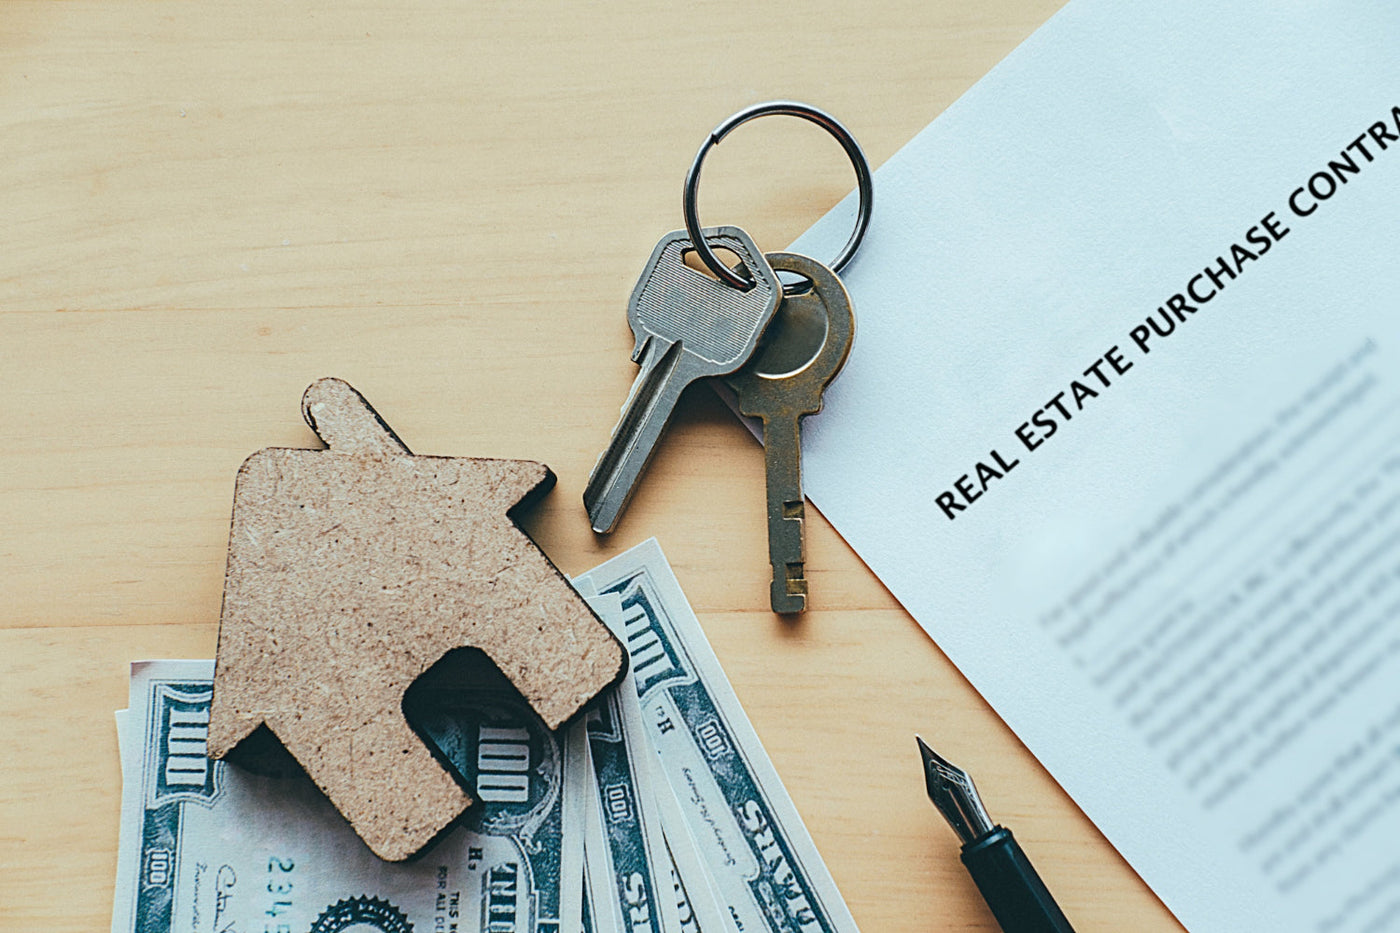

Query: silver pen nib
[916,736,995,845]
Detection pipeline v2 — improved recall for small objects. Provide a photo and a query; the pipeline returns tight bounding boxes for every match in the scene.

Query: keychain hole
[682,246,747,284]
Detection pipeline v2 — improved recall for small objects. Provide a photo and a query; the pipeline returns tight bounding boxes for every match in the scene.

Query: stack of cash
[112,539,859,933]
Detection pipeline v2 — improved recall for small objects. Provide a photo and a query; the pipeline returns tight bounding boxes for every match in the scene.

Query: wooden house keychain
[207,377,626,861]
[583,101,873,614]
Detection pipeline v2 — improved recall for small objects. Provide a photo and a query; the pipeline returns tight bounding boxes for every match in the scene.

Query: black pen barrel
[960,826,1076,933]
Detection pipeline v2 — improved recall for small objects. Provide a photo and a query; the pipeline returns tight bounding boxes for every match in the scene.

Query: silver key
[724,252,855,613]
[585,226,781,533]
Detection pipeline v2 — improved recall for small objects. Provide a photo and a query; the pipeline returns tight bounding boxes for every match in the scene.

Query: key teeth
[770,564,808,614]
[770,582,806,614]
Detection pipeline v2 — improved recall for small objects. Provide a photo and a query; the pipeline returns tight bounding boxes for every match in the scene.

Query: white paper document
[788,2,1400,931]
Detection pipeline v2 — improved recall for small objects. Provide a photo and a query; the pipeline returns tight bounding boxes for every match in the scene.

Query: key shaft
[584,340,701,534]
[757,411,809,613]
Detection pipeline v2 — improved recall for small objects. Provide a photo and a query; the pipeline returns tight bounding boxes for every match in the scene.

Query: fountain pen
[917,737,1076,933]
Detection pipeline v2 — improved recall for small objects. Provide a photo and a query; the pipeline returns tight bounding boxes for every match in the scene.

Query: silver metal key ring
[683,100,874,292]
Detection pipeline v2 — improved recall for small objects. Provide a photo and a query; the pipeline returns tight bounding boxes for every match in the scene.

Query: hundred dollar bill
[571,583,726,933]
[114,708,137,933]
[575,539,860,933]
[562,701,592,933]
[576,590,683,933]
[664,841,700,933]
[647,756,730,933]
[113,657,583,933]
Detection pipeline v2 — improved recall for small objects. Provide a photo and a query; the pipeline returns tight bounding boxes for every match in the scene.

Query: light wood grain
[0,2,1184,930]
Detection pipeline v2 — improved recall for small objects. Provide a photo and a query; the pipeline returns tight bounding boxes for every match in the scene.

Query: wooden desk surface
[0,2,1184,930]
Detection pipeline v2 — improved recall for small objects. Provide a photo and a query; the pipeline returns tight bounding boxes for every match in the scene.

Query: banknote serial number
[263,855,296,933]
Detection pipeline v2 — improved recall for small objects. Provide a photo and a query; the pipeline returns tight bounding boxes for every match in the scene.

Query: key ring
[683,100,874,292]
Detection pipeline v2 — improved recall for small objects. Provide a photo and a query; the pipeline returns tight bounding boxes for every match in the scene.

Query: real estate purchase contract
[787,2,1400,931]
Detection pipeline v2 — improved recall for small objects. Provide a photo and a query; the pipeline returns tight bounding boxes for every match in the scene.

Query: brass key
[725,252,855,614]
